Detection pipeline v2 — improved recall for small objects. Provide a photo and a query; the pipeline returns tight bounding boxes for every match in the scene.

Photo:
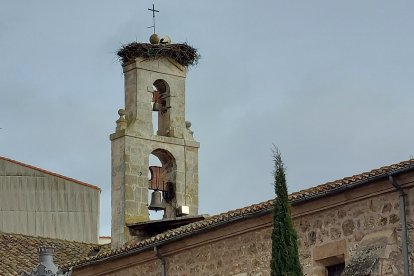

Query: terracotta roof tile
[67,158,414,269]
[0,232,108,275]
[289,159,414,201]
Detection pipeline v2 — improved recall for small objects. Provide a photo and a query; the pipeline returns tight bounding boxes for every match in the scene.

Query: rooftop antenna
[148,3,159,34]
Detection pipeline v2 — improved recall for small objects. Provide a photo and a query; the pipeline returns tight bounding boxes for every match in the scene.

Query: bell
[148,190,165,211]
[152,103,161,112]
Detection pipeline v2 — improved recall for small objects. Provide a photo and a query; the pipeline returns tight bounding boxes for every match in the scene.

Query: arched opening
[148,154,163,220]
[148,149,176,220]
[151,79,171,136]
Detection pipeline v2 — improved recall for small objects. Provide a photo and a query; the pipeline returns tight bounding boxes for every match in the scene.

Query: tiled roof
[289,159,414,202]
[0,231,108,276]
[0,156,101,191]
[67,159,414,269]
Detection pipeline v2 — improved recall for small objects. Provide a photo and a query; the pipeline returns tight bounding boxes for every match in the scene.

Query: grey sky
[1,1,413,236]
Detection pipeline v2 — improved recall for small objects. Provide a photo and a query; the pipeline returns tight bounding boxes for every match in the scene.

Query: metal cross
[148,3,159,34]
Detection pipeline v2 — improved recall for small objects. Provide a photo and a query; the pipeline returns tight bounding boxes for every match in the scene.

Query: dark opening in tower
[151,79,171,136]
[148,149,176,220]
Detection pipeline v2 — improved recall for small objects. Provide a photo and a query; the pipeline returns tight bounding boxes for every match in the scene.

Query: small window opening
[326,263,345,276]
[314,251,345,276]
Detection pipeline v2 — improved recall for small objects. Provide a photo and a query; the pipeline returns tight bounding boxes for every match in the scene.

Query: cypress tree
[270,147,303,276]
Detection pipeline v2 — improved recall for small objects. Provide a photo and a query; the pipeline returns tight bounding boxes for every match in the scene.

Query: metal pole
[389,175,410,276]
[154,246,166,276]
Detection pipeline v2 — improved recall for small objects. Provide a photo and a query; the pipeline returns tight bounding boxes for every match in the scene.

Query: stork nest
[117,42,200,67]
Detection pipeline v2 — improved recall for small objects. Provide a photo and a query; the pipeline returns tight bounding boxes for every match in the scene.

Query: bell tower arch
[152,79,171,136]
[110,44,200,249]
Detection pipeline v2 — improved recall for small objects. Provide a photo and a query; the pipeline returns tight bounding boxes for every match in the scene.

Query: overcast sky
[1,1,414,236]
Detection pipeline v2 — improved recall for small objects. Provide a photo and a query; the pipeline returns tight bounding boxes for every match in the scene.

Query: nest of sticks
[117,42,200,67]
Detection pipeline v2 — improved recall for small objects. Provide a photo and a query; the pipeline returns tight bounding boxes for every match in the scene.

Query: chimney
[19,247,71,276]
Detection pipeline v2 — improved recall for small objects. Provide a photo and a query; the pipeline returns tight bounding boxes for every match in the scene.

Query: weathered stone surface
[354,231,364,242]
[389,214,399,224]
[337,209,347,219]
[313,219,323,229]
[294,192,403,275]
[377,216,388,226]
[330,228,341,240]
[342,229,400,276]
[364,215,376,229]
[111,57,200,249]
[307,231,316,246]
[370,199,382,212]
[382,203,392,213]
[353,208,364,217]
[342,219,355,236]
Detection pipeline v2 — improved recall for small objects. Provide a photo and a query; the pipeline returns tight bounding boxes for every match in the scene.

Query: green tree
[270,147,303,276]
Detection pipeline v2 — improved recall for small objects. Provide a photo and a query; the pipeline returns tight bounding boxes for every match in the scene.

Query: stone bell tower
[110,38,200,248]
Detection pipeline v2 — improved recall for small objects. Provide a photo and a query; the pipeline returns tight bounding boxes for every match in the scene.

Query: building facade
[0,156,100,243]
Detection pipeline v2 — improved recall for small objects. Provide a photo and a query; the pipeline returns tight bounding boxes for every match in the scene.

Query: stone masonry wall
[406,186,414,272]
[110,259,160,276]
[101,227,273,276]
[83,186,411,275]
[295,189,405,275]
[167,229,271,276]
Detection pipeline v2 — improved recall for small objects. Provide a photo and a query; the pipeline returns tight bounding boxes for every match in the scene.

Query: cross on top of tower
[147,3,159,34]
